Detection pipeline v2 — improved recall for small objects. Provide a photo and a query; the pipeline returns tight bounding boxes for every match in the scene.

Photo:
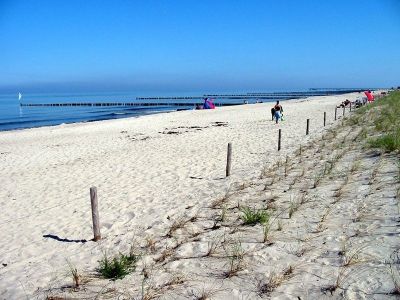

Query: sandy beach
[1,92,399,299]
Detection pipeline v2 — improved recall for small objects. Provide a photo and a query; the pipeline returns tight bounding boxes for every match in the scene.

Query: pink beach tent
[203,98,216,109]
[364,91,374,102]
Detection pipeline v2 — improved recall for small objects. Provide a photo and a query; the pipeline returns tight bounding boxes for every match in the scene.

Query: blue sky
[0,0,399,93]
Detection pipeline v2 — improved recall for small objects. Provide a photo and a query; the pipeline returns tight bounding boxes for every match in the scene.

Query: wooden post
[334,107,337,120]
[90,187,101,241]
[323,112,326,127]
[278,129,281,151]
[350,102,352,112]
[226,143,232,177]
[343,107,345,116]
[306,119,310,135]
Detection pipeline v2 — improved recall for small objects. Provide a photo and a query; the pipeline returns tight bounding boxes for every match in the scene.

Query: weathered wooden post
[278,129,281,151]
[90,187,101,241]
[335,107,337,120]
[350,102,352,112]
[306,119,310,135]
[323,112,326,127]
[226,143,232,177]
[343,107,345,116]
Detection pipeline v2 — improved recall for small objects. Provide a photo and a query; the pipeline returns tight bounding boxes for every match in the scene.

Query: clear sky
[0,0,399,93]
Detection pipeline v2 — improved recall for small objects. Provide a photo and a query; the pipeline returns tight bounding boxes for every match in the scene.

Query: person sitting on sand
[273,101,283,124]
[337,99,351,108]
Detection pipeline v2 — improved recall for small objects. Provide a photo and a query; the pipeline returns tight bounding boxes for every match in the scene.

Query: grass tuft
[66,260,80,288]
[223,240,245,278]
[241,207,269,225]
[98,250,139,280]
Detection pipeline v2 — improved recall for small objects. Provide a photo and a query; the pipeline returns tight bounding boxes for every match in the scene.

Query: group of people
[195,98,216,110]
[337,99,351,108]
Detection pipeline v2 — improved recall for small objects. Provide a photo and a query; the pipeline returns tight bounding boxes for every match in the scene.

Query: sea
[0,91,262,131]
[0,92,199,131]
[0,89,362,131]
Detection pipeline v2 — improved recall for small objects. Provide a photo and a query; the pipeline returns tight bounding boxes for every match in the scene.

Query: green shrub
[98,251,138,280]
[241,207,269,225]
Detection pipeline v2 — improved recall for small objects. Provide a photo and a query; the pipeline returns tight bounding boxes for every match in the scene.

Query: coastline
[0,92,381,298]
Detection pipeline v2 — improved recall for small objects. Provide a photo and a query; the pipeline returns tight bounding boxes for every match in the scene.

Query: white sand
[1,92,397,299]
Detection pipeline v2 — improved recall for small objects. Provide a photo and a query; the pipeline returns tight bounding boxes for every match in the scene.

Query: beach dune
[0,93,373,298]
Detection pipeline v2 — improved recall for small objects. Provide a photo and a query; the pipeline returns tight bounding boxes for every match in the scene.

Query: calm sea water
[0,92,213,131]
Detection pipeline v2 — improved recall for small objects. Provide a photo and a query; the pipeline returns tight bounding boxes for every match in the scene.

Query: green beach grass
[353,91,400,152]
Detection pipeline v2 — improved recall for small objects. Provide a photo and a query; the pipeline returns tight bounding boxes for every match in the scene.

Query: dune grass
[359,91,400,152]
[98,251,139,280]
[369,130,400,152]
[240,207,269,225]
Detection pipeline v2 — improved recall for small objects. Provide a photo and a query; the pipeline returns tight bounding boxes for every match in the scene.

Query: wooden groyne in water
[19,102,241,107]
[136,89,365,100]
[19,89,368,107]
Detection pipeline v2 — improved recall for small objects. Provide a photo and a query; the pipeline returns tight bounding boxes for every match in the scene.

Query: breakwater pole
[226,143,232,177]
[20,102,241,107]
[306,119,310,135]
[90,187,101,242]
[324,112,326,127]
[343,107,345,117]
[335,107,337,120]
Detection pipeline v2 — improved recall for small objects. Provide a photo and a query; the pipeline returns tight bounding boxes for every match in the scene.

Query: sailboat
[18,92,22,101]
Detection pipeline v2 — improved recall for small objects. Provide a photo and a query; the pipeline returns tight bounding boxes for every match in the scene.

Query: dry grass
[263,222,273,244]
[342,244,368,267]
[320,207,331,223]
[188,285,222,300]
[321,266,351,295]
[313,222,327,233]
[210,190,231,208]
[205,236,223,257]
[350,160,361,174]
[154,247,174,263]
[222,240,245,278]
[313,171,324,188]
[217,205,227,223]
[256,266,294,296]
[66,260,80,289]
[162,273,186,289]
[288,198,301,219]
[145,236,157,253]
[166,213,198,237]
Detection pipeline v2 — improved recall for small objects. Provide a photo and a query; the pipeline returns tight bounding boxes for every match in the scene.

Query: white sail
[18,93,22,101]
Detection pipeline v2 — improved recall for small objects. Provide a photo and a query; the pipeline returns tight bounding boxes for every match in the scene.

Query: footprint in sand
[102,222,113,230]
[126,211,135,220]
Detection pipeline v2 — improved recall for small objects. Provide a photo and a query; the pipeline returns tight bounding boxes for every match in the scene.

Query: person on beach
[337,99,351,108]
[273,101,283,124]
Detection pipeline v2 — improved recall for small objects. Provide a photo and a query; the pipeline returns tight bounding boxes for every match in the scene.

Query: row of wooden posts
[89,103,353,241]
